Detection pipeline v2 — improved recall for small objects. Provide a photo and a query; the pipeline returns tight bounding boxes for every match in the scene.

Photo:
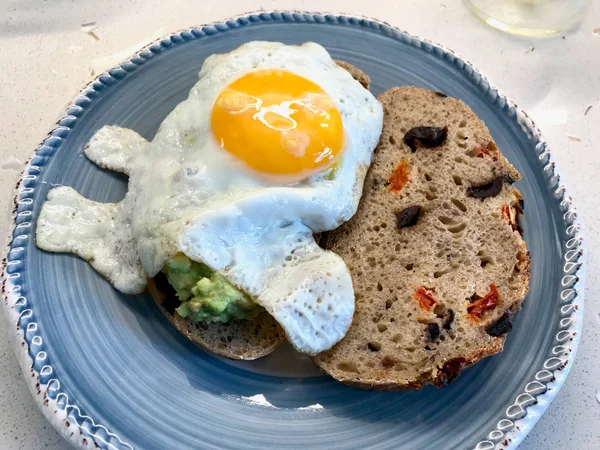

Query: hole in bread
[480,256,494,267]
[377,281,383,291]
[389,135,396,145]
[367,342,382,352]
[457,131,467,140]
[454,156,464,164]
[459,120,467,128]
[381,356,395,367]
[377,323,388,332]
[424,173,433,181]
[405,263,414,271]
[391,334,402,343]
[417,317,436,325]
[381,222,387,229]
[438,216,456,225]
[337,362,359,373]
[452,175,463,186]
[434,269,451,278]
[448,222,467,233]
[426,192,438,201]
[433,304,447,318]
[385,298,394,309]
[373,225,380,232]
[451,198,468,212]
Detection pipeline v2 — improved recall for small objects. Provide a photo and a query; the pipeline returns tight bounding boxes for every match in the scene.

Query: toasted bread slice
[333,60,371,89]
[314,87,530,389]
[148,275,285,360]
[147,60,373,361]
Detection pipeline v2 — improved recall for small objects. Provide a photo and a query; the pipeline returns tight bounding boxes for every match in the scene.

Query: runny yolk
[211,69,345,181]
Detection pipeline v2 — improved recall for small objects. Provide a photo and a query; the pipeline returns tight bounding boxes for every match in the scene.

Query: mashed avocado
[162,253,263,323]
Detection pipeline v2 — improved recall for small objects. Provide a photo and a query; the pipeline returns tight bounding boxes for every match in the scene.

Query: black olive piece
[426,323,441,341]
[435,91,448,98]
[468,292,481,303]
[486,313,513,337]
[396,205,421,229]
[518,198,525,210]
[403,126,448,152]
[442,309,455,330]
[467,177,504,199]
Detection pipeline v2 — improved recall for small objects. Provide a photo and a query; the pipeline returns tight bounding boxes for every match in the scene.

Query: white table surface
[0,1,598,449]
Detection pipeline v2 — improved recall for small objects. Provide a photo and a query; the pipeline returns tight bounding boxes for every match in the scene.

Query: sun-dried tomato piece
[414,286,437,311]
[435,357,467,387]
[502,203,523,234]
[501,204,511,222]
[470,141,498,160]
[467,284,499,319]
[472,146,491,158]
[388,159,410,193]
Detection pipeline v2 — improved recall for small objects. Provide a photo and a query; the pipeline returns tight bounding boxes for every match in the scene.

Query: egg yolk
[211,69,344,181]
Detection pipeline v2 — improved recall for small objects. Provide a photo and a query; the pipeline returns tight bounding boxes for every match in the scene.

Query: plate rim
[1,10,585,450]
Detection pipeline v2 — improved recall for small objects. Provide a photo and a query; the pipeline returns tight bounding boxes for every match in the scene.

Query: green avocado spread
[162,253,262,323]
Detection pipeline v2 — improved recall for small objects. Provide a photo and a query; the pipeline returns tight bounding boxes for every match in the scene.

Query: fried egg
[36,42,384,355]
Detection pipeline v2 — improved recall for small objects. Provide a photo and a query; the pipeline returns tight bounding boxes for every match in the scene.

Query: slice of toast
[314,86,530,389]
[148,275,285,360]
[146,60,373,361]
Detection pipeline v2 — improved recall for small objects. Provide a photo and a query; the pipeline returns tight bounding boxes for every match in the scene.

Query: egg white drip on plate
[36,42,384,355]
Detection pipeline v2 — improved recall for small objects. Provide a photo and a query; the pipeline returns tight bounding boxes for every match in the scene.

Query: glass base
[464,0,588,37]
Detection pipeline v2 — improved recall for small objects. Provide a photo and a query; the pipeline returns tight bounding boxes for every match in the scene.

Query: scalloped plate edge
[1,11,586,450]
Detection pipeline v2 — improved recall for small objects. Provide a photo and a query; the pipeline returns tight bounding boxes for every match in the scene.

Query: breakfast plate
[2,12,584,450]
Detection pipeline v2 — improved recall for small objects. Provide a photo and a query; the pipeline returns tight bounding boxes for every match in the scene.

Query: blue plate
[2,12,585,450]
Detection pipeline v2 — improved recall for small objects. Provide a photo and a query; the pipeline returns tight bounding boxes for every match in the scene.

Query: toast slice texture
[148,275,285,360]
[313,86,530,389]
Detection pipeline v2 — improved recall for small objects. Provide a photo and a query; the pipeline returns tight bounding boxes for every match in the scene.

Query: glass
[464,0,590,37]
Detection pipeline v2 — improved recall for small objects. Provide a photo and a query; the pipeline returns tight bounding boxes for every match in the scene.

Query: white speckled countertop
[0,1,598,449]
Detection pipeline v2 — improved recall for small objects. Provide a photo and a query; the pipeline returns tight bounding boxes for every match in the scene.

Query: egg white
[36,42,383,354]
